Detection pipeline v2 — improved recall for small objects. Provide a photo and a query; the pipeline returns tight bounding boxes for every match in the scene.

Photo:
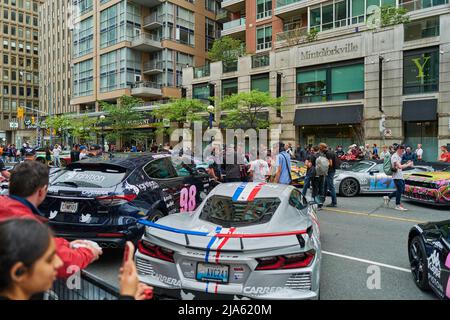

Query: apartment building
[185,0,450,161]
[68,0,222,114]
[39,0,75,122]
[0,0,42,145]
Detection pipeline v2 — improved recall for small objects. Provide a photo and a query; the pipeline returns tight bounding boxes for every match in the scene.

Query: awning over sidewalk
[294,104,364,126]
[402,99,437,122]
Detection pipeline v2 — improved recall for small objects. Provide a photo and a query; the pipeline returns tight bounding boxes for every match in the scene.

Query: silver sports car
[135,182,321,300]
[334,161,434,197]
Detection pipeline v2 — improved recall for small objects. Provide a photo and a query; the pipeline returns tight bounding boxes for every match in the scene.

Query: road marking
[322,208,425,224]
[322,251,411,273]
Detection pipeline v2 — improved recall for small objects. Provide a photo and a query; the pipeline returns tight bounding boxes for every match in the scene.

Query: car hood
[143,212,311,252]
[406,172,450,183]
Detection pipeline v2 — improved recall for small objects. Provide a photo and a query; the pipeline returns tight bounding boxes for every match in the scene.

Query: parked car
[135,182,321,300]
[403,167,450,206]
[334,160,434,197]
[36,148,72,167]
[408,220,450,300]
[37,153,212,248]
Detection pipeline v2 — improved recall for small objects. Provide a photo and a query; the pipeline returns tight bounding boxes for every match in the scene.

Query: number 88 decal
[180,185,197,212]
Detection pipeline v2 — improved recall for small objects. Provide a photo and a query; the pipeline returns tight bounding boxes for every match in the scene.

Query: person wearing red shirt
[0,161,102,278]
[440,146,450,163]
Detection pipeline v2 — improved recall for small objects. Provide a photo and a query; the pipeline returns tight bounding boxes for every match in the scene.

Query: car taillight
[138,240,175,263]
[255,250,315,270]
[96,194,137,206]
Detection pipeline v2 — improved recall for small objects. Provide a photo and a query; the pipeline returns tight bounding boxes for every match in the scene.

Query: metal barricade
[44,271,120,300]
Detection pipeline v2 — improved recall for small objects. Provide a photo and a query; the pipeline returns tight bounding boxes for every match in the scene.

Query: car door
[367,164,395,193]
[437,223,450,299]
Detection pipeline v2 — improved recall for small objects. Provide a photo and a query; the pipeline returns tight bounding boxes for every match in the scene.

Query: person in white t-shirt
[383,145,413,211]
[52,144,62,167]
[248,153,270,183]
[415,144,423,161]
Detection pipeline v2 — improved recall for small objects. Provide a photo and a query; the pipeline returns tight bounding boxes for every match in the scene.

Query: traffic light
[17,107,24,119]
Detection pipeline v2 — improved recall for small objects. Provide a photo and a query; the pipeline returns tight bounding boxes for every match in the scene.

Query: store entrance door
[404,121,438,162]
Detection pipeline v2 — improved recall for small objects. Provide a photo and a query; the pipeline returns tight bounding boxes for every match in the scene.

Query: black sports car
[38,153,212,248]
[408,220,450,300]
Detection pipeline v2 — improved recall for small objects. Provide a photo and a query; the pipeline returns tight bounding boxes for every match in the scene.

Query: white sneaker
[383,196,390,206]
[395,205,408,211]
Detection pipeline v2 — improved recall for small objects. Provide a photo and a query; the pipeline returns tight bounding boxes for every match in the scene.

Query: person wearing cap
[383,145,413,211]
[79,146,88,160]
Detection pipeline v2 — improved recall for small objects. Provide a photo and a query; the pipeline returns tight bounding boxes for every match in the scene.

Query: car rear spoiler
[137,219,308,249]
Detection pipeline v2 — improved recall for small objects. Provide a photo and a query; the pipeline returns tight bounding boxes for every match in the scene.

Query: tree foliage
[219,90,284,129]
[380,5,409,27]
[208,36,246,62]
[98,95,148,146]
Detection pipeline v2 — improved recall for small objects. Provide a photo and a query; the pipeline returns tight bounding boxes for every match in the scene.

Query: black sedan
[408,220,450,300]
[38,153,212,248]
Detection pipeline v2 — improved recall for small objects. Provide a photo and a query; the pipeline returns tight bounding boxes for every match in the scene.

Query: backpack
[383,153,392,175]
[316,154,329,176]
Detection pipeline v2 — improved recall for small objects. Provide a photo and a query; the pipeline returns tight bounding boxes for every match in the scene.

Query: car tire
[339,178,359,197]
[36,157,46,164]
[408,236,431,291]
[60,159,67,167]
[146,209,165,223]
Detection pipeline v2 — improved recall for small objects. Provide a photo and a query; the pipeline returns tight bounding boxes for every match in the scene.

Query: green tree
[208,36,246,63]
[219,90,284,129]
[98,95,147,147]
[69,115,97,143]
[380,5,409,27]
[152,98,208,135]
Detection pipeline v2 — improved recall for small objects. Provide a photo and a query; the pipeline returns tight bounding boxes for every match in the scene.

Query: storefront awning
[402,99,437,122]
[294,105,363,126]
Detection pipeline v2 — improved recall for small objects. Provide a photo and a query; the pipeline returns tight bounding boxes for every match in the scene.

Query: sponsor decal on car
[446,253,450,298]
[49,210,58,220]
[232,182,266,202]
[427,249,445,297]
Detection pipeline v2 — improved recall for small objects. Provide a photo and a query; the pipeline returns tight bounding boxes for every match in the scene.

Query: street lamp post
[99,115,106,151]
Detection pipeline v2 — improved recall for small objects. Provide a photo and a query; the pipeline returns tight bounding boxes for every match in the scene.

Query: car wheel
[36,157,46,164]
[146,209,165,223]
[339,178,359,197]
[60,159,67,167]
[409,236,431,291]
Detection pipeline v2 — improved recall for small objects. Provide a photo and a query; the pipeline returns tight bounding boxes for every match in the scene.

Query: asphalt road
[87,194,448,300]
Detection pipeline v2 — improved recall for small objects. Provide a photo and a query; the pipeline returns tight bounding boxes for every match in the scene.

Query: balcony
[275,27,308,44]
[143,61,164,75]
[193,65,210,79]
[131,33,162,52]
[222,18,246,38]
[131,0,163,8]
[131,81,163,98]
[221,0,245,12]
[275,0,308,19]
[399,0,449,12]
[143,13,164,30]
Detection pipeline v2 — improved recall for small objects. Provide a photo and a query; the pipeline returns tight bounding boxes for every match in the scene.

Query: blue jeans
[302,175,311,197]
[325,170,337,205]
[389,179,405,206]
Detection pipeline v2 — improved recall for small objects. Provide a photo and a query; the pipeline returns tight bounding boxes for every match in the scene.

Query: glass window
[296,62,364,103]
[289,189,307,211]
[193,83,210,101]
[331,64,364,100]
[251,73,270,92]
[256,0,272,20]
[256,25,272,51]
[335,0,347,28]
[297,69,327,103]
[52,166,127,188]
[403,48,439,94]
[352,0,365,23]
[222,78,238,97]
[404,16,439,41]
[199,196,281,227]
[322,4,333,30]
[310,7,321,29]
[144,158,177,179]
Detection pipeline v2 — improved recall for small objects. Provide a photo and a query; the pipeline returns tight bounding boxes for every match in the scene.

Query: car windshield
[199,196,280,227]
[52,165,127,188]
[349,162,373,172]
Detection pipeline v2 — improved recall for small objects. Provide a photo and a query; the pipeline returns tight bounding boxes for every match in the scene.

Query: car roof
[72,152,171,170]
[211,182,293,200]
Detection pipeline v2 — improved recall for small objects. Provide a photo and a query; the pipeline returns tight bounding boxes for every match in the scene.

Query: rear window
[51,165,127,188]
[199,196,280,227]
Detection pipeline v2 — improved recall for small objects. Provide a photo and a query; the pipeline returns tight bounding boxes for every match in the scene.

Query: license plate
[196,263,229,284]
[60,202,78,213]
